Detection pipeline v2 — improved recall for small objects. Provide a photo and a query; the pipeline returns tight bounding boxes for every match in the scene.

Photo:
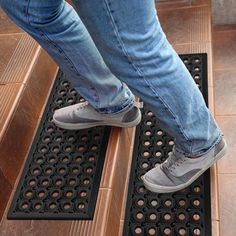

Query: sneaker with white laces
[53,101,142,130]
[142,136,227,193]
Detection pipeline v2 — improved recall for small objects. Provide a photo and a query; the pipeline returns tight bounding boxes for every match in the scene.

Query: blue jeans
[0,0,222,156]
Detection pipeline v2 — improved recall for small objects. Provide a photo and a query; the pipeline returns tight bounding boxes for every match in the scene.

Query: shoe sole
[142,140,227,193]
[52,112,142,130]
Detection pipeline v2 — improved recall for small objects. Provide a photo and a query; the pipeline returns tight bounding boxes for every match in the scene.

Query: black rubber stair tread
[123,54,211,236]
[8,70,111,220]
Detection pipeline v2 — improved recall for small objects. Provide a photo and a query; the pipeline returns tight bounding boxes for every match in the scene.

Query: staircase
[0,0,232,235]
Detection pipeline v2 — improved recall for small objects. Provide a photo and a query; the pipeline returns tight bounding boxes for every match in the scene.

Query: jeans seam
[103,0,190,142]
[25,0,100,108]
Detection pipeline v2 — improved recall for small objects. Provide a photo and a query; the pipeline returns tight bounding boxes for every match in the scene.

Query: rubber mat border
[123,53,212,236]
[7,70,111,220]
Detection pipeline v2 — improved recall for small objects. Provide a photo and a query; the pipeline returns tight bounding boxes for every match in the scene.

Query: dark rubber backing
[8,71,111,220]
[123,54,211,236]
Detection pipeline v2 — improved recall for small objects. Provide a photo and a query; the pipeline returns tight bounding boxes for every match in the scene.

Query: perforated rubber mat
[8,71,111,220]
[123,54,211,236]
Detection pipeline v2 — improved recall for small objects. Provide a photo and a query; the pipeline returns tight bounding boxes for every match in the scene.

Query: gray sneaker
[53,101,142,130]
[142,137,227,193]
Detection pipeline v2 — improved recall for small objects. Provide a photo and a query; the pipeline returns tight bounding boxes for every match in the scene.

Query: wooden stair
[0,0,220,235]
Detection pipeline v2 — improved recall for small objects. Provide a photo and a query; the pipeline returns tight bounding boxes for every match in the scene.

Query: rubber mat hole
[193,213,201,221]
[164,213,172,221]
[79,98,85,102]
[194,185,201,193]
[145,130,151,136]
[155,151,162,157]
[168,140,174,146]
[194,58,200,63]
[138,186,145,194]
[137,199,145,207]
[58,167,66,175]
[21,202,29,210]
[78,145,86,152]
[136,212,144,220]
[134,226,142,235]
[88,156,95,162]
[178,213,186,221]
[157,130,163,136]
[25,191,33,198]
[93,134,100,140]
[80,191,87,197]
[34,203,42,210]
[91,145,98,151]
[66,97,74,104]
[193,228,201,235]
[148,228,156,235]
[178,228,186,236]
[80,135,88,141]
[143,151,150,157]
[58,89,66,95]
[69,88,77,95]
[164,199,172,207]
[83,178,90,185]
[194,67,200,72]
[147,111,153,116]
[72,167,80,174]
[86,167,93,174]
[38,191,46,198]
[141,162,149,169]
[144,141,151,146]
[29,178,37,187]
[65,146,72,152]
[154,162,161,168]
[145,120,152,126]
[65,191,73,198]
[75,156,82,162]
[56,98,63,104]
[42,136,51,143]
[48,156,57,164]
[156,141,163,146]
[178,199,186,207]
[193,199,201,207]
[150,199,158,207]
[46,126,54,133]
[56,179,64,187]
[61,156,70,163]
[49,203,58,210]
[164,227,171,235]
[194,75,200,80]
[63,203,72,210]
[149,213,157,221]
[42,179,49,186]
[40,146,48,153]
[55,135,63,142]
[68,178,76,186]
[32,167,41,175]
[35,157,44,164]
[45,167,54,175]
[68,135,75,142]
[52,146,60,153]
[51,191,59,198]
[78,203,85,209]
[183,59,189,64]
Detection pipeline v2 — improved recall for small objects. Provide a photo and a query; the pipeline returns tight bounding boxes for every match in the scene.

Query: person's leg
[0,0,135,115]
[74,0,222,156]
[73,0,227,192]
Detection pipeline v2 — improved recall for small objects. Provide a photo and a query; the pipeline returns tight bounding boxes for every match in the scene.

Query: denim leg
[73,0,222,156]
[0,0,134,114]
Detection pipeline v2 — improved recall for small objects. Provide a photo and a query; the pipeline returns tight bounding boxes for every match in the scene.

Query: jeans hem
[175,132,223,158]
[96,98,135,115]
